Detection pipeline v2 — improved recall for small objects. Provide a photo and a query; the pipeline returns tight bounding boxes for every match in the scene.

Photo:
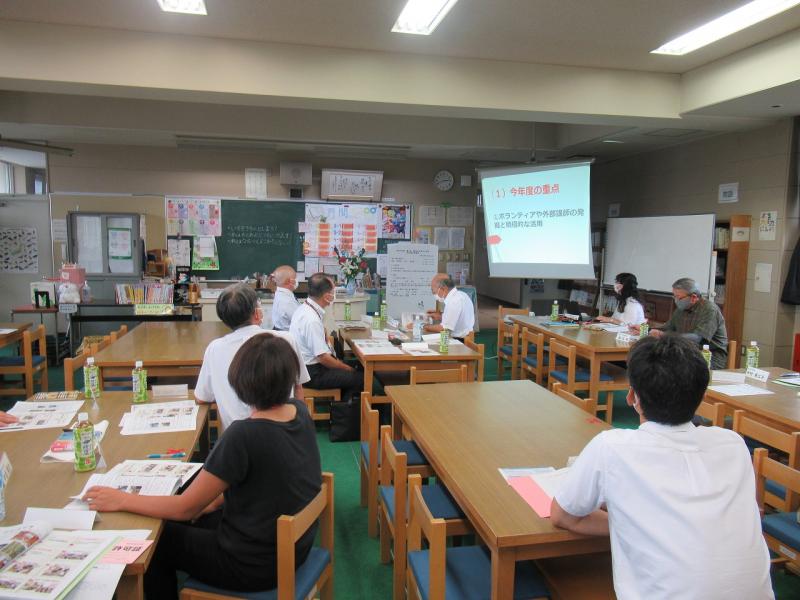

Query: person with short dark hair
[424,273,475,340]
[596,272,645,326]
[550,335,772,599]
[195,283,310,430]
[290,273,363,402]
[83,334,323,600]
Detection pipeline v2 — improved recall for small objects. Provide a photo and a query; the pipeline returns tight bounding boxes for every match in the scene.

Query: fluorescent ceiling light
[602,140,625,144]
[652,0,800,55]
[156,0,207,15]
[392,0,459,35]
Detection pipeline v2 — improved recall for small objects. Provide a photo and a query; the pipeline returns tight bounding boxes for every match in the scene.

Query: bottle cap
[135,360,143,368]
[750,340,757,346]
[87,357,95,365]
[78,412,89,421]
[702,344,710,350]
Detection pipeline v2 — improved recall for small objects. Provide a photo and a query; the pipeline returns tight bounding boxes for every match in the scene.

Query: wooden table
[2,391,209,600]
[510,315,631,401]
[340,328,483,392]
[387,380,611,600]
[92,321,229,379]
[705,367,800,432]
[0,321,31,350]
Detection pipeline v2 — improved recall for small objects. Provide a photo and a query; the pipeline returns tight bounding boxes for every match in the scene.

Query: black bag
[329,400,360,442]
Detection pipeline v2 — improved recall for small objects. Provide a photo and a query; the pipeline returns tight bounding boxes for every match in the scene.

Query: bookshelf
[714,215,750,363]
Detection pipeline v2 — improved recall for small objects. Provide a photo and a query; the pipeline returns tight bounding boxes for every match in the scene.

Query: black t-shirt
[203,399,322,574]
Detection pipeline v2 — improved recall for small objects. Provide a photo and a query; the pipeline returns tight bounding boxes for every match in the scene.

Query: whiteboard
[603,215,715,294]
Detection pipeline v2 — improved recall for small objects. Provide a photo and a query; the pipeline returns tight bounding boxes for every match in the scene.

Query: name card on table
[745,367,770,382]
[615,332,638,345]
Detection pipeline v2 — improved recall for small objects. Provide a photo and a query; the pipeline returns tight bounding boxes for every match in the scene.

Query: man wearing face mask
[424,273,475,342]
[637,277,728,369]
[290,273,363,402]
[271,265,300,331]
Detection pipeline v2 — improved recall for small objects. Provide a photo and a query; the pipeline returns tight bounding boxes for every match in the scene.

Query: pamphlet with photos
[1,403,84,433]
[118,401,199,436]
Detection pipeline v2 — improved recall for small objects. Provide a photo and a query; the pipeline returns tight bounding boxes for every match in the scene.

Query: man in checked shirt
[631,277,729,369]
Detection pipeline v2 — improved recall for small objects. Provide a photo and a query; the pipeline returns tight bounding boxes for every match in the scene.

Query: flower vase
[345,279,356,296]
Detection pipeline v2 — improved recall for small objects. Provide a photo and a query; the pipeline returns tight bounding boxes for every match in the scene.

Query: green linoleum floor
[3,330,800,598]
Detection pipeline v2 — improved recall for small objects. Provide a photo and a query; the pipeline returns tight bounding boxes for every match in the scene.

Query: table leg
[116,573,144,600]
[589,355,601,414]
[364,361,374,395]
[491,547,515,600]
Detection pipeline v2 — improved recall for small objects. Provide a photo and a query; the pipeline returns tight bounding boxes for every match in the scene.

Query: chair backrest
[695,400,724,427]
[727,340,738,370]
[276,472,334,600]
[548,338,577,388]
[380,426,408,527]
[89,335,113,355]
[64,349,93,392]
[496,305,526,353]
[552,382,596,415]
[109,324,129,342]
[361,392,380,447]
[409,364,468,385]
[24,325,47,362]
[497,321,519,356]
[733,410,800,510]
[463,338,485,382]
[754,448,800,513]
[520,328,545,378]
[407,473,448,600]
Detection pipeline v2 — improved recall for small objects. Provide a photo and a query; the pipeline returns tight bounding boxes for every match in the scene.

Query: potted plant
[334,247,368,295]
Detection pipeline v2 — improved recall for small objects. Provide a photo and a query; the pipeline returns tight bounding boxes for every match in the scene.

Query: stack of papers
[41,421,109,463]
[706,384,774,397]
[352,340,404,356]
[500,467,572,518]
[1,401,84,432]
[119,401,199,435]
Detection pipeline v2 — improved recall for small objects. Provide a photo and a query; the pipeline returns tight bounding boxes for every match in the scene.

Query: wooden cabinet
[714,215,750,364]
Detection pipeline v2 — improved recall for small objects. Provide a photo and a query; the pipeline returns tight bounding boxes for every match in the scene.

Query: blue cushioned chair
[734,410,800,512]
[180,472,334,600]
[0,324,48,398]
[360,393,432,538]
[496,306,528,380]
[546,338,627,424]
[407,474,551,600]
[379,430,470,600]
[754,448,800,569]
[518,328,565,385]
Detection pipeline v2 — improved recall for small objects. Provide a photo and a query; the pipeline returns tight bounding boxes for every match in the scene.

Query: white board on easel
[386,243,438,318]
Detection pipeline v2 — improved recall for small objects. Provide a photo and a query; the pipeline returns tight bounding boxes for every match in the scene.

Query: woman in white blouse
[597,272,646,326]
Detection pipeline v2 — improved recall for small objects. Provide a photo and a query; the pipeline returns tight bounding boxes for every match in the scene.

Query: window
[68,212,142,275]
[0,161,13,194]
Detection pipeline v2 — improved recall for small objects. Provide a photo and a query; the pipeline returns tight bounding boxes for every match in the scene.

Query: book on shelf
[714,284,726,305]
[714,227,730,250]
[114,283,174,305]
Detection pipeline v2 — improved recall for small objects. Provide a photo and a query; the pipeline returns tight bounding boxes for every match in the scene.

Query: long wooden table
[92,321,229,379]
[705,367,800,432]
[386,380,610,600]
[510,315,630,401]
[340,328,482,392]
[2,391,209,600]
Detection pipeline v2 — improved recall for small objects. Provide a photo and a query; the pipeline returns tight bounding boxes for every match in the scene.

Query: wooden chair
[63,348,93,392]
[552,382,597,416]
[727,340,738,370]
[733,410,800,511]
[409,364,468,385]
[406,473,550,600]
[109,324,128,341]
[302,386,342,422]
[496,306,528,380]
[547,338,627,424]
[754,448,800,569]
[519,328,548,386]
[0,324,48,398]
[181,472,334,600]
[463,337,485,382]
[379,431,468,600]
[695,400,725,427]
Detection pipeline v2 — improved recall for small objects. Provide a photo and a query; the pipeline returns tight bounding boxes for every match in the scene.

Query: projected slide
[480,162,595,279]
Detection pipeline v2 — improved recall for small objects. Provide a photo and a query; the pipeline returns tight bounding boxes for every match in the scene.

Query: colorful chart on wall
[166,197,222,237]
[301,203,382,257]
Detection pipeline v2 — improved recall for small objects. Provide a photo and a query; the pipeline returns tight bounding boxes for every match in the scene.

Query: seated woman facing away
[596,272,646,326]
[84,333,322,599]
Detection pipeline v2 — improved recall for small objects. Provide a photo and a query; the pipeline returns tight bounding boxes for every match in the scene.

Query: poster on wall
[108,228,132,259]
[302,203,381,256]
[192,236,219,270]
[381,204,410,239]
[0,227,39,273]
[166,197,222,237]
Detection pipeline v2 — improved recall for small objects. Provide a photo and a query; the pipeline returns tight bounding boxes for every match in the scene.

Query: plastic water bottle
[701,344,712,370]
[746,340,760,369]
[372,312,381,330]
[83,357,100,403]
[439,329,450,354]
[74,412,96,472]
[550,300,559,321]
[639,322,649,339]
[344,300,352,321]
[380,300,388,328]
[412,316,423,342]
[132,360,148,404]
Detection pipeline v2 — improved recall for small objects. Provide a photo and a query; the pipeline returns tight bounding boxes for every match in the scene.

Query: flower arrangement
[333,247,368,284]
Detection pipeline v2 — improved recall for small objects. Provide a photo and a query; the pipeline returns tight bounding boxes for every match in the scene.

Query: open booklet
[118,401,199,435]
[0,522,117,600]
[71,460,202,501]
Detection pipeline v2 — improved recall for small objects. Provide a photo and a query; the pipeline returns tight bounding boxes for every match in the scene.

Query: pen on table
[147,452,186,459]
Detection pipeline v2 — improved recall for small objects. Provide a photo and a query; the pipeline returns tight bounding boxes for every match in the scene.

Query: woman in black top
[84,334,322,599]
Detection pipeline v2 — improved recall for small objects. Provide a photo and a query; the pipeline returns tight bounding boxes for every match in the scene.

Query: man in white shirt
[195,283,310,431]
[271,265,300,331]
[290,273,363,402]
[424,274,475,341]
[551,335,773,600]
